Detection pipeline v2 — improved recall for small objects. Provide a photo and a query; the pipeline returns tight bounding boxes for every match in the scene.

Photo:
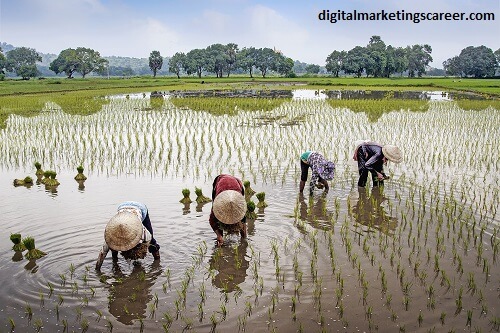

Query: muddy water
[0,93,498,332]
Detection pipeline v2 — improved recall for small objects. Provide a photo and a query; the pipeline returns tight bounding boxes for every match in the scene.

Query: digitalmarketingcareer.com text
[319,9,495,24]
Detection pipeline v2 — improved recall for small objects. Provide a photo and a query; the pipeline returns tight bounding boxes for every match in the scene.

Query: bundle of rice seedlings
[34,162,44,177]
[74,165,87,181]
[121,242,149,260]
[42,171,60,186]
[180,188,192,204]
[13,176,33,186]
[10,233,26,251]
[256,192,268,208]
[245,201,257,219]
[23,236,47,260]
[217,221,244,234]
[195,187,212,203]
[244,180,256,201]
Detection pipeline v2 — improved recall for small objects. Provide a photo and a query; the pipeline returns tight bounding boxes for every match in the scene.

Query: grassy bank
[0,76,499,97]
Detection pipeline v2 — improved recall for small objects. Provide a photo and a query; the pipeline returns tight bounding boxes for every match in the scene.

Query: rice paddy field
[0,90,498,333]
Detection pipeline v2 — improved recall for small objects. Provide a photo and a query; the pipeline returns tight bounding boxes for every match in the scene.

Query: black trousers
[357,150,385,187]
[142,212,160,253]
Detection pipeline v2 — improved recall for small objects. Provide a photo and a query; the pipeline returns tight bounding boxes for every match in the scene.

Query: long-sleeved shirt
[305,152,335,191]
[209,174,245,232]
[358,144,384,173]
[96,202,152,269]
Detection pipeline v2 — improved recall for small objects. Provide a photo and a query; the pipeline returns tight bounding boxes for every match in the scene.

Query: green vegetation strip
[169,97,288,115]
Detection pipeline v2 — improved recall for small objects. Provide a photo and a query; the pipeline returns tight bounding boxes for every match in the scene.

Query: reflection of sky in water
[426,91,452,101]
[292,89,327,100]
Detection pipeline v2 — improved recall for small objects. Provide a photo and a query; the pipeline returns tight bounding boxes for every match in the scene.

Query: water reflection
[349,187,397,235]
[24,259,39,273]
[208,241,249,292]
[76,180,86,191]
[297,193,336,230]
[105,261,163,325]
[12,251,24,262]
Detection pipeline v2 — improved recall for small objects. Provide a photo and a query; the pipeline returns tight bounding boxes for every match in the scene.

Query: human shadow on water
[349,187,398,235]
[297,192,336,231]
[104,261,163,325]
[208,240,249,293]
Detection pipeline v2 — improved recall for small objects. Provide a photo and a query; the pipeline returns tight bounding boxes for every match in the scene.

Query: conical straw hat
[382,145,403,163]
[213,190,246,225]
[104,211,143,251]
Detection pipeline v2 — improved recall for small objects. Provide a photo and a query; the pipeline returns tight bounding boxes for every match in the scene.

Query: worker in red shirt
[209,174,247,246]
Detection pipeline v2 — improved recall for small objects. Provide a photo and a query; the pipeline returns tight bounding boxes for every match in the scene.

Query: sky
[0,0,498,68]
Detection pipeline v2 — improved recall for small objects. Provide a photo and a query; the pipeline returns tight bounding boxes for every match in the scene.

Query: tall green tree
[406,44,432,77]
[237,47,258,78]
[5,47,41,79]
[365,36,387,77]
[443,56,463,77]
[342,46,367,78]
[305,64,320,74]
[460,46,496,78]
[206,43,228,78]
[149,50,163,77]
[73,47,108,78]
[185,49,207,78]
[49,48,80,78]
[274,55,294,76]
[255,48,277,78]
[225,43,239,77]
[0,47,6,76]
[168,52,186,78]
[325,50,346,77]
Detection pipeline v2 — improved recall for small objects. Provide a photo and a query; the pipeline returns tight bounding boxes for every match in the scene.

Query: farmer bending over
[299,151,335,195]
[209,174,247,246]
[96,201,160,270]
[353,141,402,188]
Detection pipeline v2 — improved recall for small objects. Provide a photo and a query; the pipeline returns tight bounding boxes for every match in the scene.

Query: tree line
[0,37,499,80]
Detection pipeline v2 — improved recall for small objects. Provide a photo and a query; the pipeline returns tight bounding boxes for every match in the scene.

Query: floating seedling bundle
[13,176,33,186]
[245,201,257,219]
[195,187,211,203]
[10,233,26,251]
[22,236,47,260]
[256,192,268,208]
[34,161,44,177]
[180,188,192,204]
[41,170,60,186]
[244,180,256,201]
[121,242,149,261]
[74,165,87,181]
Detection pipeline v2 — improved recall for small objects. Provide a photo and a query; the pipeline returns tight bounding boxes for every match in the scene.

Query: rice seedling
[22,236,47,260]
[25,302,33,321]
[255,192,268,208]
[243,180,256,200]
[74,165,87,181]
[10,233,26,251]
[33,318,43,332]
[245,200,257,219]
[179,188,192,204]
[195,186,211,203]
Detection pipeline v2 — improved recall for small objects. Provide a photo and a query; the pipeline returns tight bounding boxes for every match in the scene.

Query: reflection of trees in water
[298,193,336,231]
[105,261,162,325]
[349,187,398,235]
[208,241,249,292]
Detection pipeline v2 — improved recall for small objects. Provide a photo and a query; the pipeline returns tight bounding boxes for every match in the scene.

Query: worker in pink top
[209,174,247,246]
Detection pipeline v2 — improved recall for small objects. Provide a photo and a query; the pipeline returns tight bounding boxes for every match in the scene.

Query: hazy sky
[1,0,498,67]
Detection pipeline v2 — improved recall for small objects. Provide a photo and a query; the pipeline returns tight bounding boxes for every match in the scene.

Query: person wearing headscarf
[209,174,247,246]
[96,201,160,270]
[299,151,335,195]
[353,141,402,187]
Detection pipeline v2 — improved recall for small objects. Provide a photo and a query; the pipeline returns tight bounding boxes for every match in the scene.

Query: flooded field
[0,91,498,333]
